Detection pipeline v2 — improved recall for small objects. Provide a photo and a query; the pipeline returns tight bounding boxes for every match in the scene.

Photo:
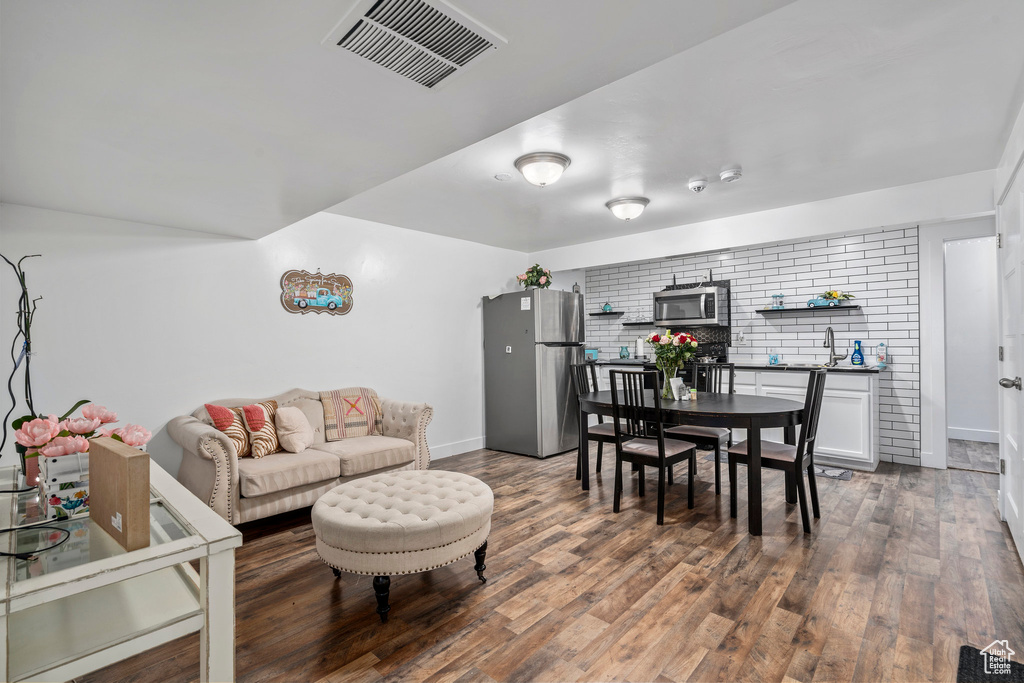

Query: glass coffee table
[0,460,242,683]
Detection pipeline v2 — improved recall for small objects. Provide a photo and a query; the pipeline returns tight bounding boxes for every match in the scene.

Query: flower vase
[658,363,678,400]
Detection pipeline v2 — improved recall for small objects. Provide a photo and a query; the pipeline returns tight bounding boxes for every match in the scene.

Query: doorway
[944,235,1000,473]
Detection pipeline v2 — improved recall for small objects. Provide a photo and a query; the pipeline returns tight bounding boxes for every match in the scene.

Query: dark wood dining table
[577,390,805,536]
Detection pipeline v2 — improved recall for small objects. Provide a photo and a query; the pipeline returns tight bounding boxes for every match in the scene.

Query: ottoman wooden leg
[331,567,341,578]
[474,541,488,583]
[373,575,390,623]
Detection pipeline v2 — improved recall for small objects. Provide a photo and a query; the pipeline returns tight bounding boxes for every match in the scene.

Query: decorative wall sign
[280,269,354,316]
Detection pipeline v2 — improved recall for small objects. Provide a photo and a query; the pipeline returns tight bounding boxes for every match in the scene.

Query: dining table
[577,390,805,536]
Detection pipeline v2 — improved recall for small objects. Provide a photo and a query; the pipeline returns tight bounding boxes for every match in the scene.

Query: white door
[998,182,1024,561]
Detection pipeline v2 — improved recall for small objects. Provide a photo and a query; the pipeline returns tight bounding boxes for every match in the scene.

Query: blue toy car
[295,288,347,311]
[807,298,842,307]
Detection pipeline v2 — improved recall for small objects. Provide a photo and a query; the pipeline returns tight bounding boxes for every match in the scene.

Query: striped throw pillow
[241,400,280,459]
[204,404,251,458]
[320,388,382,441]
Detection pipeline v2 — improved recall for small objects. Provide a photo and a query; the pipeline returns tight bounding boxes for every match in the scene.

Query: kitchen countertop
[733,363,882,373]
[592,358,655,365]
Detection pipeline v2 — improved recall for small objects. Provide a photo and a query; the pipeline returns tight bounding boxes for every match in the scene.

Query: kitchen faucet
[824,326,847,367]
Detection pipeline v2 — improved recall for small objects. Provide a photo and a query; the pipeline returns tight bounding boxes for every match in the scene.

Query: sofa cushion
[321,388,382,440]
[282,397,327,444]
[238,449,341,497]
[310,436,415,477]
[204,404,251,457]
[275,406,315,453]
[242,401,280,459]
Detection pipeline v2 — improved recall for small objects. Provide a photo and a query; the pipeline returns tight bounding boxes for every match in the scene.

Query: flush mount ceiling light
[513,152,571,187]
[719,167,742,183]
[605,197,649,221]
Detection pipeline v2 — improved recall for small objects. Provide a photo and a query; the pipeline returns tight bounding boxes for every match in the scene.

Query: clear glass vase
[657,362,678,400]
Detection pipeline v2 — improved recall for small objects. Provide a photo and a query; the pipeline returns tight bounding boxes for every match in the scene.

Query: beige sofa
[167,388,432,524]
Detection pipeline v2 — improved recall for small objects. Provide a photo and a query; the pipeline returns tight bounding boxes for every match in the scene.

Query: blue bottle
[851,340,864,366]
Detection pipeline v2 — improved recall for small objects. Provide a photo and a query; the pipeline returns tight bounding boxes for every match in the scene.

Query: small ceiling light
[514,152,571,187]
[605,197,649,221]
[719,167,742,183]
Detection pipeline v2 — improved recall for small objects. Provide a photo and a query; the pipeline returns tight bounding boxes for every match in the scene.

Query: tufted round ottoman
[311,469,493,623]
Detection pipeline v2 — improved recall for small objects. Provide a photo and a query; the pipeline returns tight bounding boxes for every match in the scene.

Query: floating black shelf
[589,311,624,317]
[622,321,655,327]
[755,305,861,316]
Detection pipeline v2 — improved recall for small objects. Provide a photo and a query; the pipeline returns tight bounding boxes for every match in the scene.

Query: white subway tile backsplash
[585,224,921,465]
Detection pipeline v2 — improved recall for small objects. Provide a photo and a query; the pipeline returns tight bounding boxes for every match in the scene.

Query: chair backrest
[796,369,828,461]
[571,362,603,424]
[609,370,665,454]
[691,362,735,394]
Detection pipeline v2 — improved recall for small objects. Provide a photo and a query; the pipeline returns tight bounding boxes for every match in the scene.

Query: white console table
[0,460,242,682]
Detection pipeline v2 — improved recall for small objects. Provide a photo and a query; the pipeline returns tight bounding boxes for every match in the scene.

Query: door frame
[919,216,996,468]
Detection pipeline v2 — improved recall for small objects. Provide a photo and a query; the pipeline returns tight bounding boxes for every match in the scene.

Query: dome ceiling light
[605,197,649,221]
[513,152,571,187]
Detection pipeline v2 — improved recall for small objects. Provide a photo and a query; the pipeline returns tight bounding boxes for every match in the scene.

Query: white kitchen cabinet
[729,368,879,471]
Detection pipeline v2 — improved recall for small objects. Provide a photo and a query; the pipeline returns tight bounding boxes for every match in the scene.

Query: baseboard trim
[947,427,999,443]
[430,437,485,460]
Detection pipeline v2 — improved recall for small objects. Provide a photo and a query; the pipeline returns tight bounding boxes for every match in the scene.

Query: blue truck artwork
[294,287,346,310]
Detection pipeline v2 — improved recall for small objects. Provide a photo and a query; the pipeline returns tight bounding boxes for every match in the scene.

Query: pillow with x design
[320,387,383,441]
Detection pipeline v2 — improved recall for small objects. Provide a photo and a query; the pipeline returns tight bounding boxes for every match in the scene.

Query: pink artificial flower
[544,269,550,274]
[82,404,118,423]
[117,424,152,448]
[97,427,116,438]
[14,415,62,448]
[39,435,90,457]
[539,276,547,285]
[64,417,102,435]
[659,336,671,345]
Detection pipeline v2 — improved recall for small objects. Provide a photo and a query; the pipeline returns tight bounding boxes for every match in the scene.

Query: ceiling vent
[323,0,507,89]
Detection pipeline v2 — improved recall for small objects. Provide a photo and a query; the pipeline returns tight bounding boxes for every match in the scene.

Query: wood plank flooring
[947,438,999,474]
[80,446,1024,683]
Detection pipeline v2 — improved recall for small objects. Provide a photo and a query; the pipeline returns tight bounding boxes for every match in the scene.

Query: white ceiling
[0,0,794,240]
[329,0,1024,252]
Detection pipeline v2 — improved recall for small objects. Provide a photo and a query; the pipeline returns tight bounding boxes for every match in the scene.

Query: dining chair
[571,362,617,479]
[726,368,827,533]
[609,369,697,525]
[665,362,735,494]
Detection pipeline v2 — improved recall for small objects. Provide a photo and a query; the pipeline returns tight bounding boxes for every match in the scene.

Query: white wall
[0,203,527,475]
[530,170,995,271]
[944,237,1000,442]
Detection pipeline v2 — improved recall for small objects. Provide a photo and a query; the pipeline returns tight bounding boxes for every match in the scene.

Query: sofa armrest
[167,415,240,524]
[380,399,433,470]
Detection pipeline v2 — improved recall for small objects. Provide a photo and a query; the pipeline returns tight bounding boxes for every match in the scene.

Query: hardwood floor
[947,438,999,474]
[81,446,1024,683]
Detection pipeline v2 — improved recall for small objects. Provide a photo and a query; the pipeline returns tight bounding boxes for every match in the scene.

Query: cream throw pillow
[275,406,315,453]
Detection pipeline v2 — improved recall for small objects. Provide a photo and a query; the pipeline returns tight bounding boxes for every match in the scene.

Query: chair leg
[596,441,603,472]
[793,466,811,533]
[657,465,666,525]
[687,450,695,509]
[613,457,623,513]
[714,443,722,495]
[638,465,645,497]
[728,458,738,518]
[668,463,674,485]
[785,471,797,504]
[807,458,820,518]
[576,443,582,481]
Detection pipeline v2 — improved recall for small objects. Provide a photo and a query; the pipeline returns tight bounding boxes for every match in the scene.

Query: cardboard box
[89,437,150,551]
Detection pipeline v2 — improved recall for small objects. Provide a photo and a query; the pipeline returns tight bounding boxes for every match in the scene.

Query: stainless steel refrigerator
[483,289,584,458]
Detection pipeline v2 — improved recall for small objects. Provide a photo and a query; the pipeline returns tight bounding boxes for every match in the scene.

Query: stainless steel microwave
[653,286,730,327]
